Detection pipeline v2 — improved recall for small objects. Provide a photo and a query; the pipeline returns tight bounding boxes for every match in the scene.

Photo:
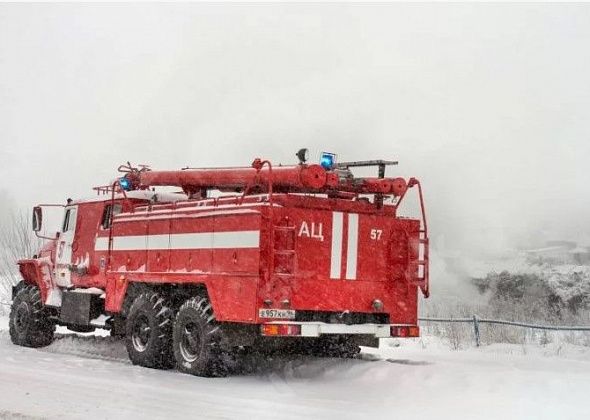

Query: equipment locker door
[55,205,78,287]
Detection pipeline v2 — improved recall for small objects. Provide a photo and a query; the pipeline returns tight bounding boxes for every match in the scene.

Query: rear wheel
[173,296,228,377]
[9,284,55,348]
[125,292,174,369]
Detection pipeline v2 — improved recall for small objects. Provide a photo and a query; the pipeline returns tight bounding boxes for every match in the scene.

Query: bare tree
[0,210,42,302]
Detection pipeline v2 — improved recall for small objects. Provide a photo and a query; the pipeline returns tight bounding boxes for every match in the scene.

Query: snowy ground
[0,317,589,420]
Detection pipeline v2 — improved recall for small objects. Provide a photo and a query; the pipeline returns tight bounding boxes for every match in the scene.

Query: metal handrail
[420,316,590,331]
[419,315,590,347]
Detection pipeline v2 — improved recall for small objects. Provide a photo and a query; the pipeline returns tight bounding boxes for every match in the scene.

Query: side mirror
[32,206,43,232]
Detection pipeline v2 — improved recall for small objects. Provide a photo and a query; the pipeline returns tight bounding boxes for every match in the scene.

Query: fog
[1,3,589,258]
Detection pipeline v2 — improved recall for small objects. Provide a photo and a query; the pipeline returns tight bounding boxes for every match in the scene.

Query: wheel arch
[107,279,211,317]
[16,259,53,304]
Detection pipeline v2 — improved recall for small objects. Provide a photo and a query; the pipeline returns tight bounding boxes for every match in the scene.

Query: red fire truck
[10,151,429,376]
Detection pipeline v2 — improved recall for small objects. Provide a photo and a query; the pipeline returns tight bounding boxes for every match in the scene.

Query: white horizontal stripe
[169,233,211,249]
[112,235,148,250]
[147,235,169,249]
[114,209,260,223]
[115,202,278,219]
[94,231,260,251]
[212,231,259,248]
[95,237,109,251]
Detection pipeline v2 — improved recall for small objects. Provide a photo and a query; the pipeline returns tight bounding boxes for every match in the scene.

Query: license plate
[258,308,296,319]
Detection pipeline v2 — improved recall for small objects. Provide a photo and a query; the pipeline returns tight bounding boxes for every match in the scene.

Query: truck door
[55,205,78,287]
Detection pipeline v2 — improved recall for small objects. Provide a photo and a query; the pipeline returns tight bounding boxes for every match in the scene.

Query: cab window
[62,209,74,232]
[101,203,122,229]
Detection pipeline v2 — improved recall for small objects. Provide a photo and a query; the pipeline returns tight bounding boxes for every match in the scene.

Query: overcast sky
[1,3,589,255]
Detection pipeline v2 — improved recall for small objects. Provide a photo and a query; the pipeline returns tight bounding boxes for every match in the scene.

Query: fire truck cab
[11,152,429,376]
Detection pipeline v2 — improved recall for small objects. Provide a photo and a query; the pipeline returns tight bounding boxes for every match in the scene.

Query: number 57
[370,229,382,240]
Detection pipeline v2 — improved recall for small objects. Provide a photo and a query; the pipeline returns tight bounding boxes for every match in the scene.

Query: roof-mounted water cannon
[108,153,412,200]
[134,159,329,194]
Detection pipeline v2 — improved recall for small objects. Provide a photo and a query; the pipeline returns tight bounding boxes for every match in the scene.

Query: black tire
[173,296,228,377]
[125,292,174,369]
[9,284,55,348]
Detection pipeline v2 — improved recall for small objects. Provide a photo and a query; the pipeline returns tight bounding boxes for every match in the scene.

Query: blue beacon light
[320,152,336,170]
[119,177,132,191]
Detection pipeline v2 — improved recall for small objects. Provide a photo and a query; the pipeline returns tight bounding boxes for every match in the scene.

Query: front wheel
[173,296,228,377]
[9,284,55,348]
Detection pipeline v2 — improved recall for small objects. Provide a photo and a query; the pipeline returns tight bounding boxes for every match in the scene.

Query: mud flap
[59,292,102,326]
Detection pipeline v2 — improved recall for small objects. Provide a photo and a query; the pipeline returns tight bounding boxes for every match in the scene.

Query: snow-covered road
[0,317,589,420]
